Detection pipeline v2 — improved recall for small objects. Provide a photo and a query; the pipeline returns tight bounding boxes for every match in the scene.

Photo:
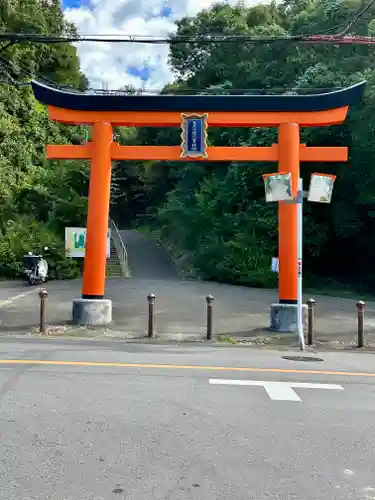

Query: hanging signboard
[263,172,293,202]
[307,173,336,203]
[180,113,208,158]
[65,227,111,258]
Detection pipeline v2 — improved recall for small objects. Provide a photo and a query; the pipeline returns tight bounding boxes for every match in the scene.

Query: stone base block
[270,303,308,333]
[72,298,112,326]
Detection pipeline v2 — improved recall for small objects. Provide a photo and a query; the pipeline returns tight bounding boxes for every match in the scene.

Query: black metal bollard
[39,289,48,334]
[307,298,316,346]
[357,300,365,348]
[206,295,214,340]
[147,293,156,338]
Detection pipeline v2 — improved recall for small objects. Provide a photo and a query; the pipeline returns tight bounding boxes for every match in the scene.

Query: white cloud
[64,0,266,90]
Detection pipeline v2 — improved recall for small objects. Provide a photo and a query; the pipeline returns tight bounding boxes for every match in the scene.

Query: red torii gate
[32,80,365,327]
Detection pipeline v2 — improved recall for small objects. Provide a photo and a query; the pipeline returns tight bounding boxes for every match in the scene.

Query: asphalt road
[0,340,375,500]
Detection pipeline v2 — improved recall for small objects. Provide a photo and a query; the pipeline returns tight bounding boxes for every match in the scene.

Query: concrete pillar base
[72,298,112,326]
[270,303,308,333]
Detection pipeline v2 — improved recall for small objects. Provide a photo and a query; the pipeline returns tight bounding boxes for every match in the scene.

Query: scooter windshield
[23,256,39,268]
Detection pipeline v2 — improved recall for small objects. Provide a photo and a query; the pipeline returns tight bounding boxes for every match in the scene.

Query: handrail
[108,218,130,277]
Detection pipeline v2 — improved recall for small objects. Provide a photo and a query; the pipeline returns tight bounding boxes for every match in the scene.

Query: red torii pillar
[82,122,112,300]
[278,122,300,305]
[31,80,365,327]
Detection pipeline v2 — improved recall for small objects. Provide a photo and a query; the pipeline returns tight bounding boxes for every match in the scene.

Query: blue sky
[62,0,173,17]
[62,0,85,8]
[62,0,261,90]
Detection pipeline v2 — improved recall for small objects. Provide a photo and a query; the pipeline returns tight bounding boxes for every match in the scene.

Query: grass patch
[218,335,239,345]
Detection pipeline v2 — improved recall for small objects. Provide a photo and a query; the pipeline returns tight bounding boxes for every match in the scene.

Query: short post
[307,298,316,346]
[147,293,155,338]
[206,295,214,340]
[357,300,365,348]
[39,289,48,334]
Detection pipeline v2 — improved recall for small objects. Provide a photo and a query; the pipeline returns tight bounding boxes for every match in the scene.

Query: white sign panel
[65,227,111,258]
[263,173,293,202]
[307,173,336,203]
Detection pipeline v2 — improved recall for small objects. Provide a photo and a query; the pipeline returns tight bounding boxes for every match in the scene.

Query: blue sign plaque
[181,113,208,158]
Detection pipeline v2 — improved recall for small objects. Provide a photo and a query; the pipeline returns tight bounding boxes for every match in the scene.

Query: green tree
[133,0,375,290]
[0,0,88,279]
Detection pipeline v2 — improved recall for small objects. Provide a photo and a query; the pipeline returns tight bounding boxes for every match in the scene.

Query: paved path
[0,229,372,342]
[1,340,375,499]
[120,230,177,280]
[0,279,374,345]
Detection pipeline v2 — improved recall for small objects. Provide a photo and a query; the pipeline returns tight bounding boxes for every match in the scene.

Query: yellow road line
[0,359,374,377]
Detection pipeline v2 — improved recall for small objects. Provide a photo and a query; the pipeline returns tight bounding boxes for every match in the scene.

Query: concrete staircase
[106,239,123,277]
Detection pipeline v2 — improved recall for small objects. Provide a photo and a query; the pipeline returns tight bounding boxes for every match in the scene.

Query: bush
[0,215,80,280]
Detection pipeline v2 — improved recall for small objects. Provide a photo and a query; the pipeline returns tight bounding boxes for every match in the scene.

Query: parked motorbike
[23,247,49,285]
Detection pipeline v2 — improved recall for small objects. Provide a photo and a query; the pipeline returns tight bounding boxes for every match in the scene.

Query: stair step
[106,240,123,277]
[79,239,124,277]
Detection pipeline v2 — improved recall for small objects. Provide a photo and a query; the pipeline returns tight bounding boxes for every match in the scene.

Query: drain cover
[282,355,323,362]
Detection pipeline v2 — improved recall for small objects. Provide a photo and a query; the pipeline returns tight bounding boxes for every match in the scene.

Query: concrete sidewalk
[0,278,374,348]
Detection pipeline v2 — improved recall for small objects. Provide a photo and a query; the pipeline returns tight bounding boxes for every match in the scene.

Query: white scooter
[23,247,49,286]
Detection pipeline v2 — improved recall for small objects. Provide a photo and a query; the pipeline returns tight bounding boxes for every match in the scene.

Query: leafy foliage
[115,0,375,289]
[0,0,87,279]
[3,0,375,291]
[0,216,78,279]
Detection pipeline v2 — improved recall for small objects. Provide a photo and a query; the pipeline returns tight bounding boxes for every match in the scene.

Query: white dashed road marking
[0,288,42,308]
[209,379,344,401]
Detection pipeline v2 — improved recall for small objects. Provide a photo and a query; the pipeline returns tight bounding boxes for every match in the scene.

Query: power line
[1,32,375,46]
[0,53,69,88]
[0,1,373,90]
[0,33,301,43]
[0,0,373,46]
[299,0,375,43]
[338,0,375,36]
[301,34,375,44]
[0,0,367,45]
